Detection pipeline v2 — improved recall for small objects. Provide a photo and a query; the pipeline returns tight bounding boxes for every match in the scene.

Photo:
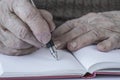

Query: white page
[74,45,120,73]
[0,48,86,77]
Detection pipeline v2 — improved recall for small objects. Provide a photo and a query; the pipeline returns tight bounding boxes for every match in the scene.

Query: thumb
[97,36,120,52]
[40,9,56,32]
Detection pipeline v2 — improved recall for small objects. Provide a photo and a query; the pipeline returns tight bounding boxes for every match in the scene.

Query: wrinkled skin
[53,11,120,52]
[0,0,55,56]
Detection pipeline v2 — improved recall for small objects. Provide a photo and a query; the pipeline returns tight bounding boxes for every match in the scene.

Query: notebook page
[0,48,86,77]
[73,45,120,73]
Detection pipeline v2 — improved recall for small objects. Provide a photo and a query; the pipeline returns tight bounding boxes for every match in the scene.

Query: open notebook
[0,45,120,79]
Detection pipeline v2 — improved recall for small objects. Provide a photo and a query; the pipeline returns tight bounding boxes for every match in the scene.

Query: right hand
[0,0,55,56]
[53,12,120,52]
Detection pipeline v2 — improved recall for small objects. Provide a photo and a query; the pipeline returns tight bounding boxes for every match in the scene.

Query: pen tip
[54,52,59,61]
[56,56,59,61]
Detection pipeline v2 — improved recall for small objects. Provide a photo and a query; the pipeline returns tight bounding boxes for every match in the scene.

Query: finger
[53,13,96,38]
[13,0,51,44]
[67,30,107,51]
[53,24,90,49]
[15,47,38,56]
[1,13,42,48]
[40,9,56,32]
[54,23,89,41]
[97,35,120,52]
[0,41,19,56]
[53,20,74,38]
[0,41,37,56]
[0,24,32,49]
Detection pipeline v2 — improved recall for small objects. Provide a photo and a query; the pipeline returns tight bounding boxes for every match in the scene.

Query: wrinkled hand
[53,12,120,52]
[0,0,55,55]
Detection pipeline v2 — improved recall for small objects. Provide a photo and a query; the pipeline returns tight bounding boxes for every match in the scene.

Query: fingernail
[36,33,51,44]
[69,42,77,50]
[35,44,43,48]
[97,43,106,52]
[42,33,51,44]
[54,41,62,48]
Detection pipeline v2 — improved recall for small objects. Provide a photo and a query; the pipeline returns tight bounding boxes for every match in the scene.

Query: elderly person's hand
[0,0,55,55]
[53,11,120,52]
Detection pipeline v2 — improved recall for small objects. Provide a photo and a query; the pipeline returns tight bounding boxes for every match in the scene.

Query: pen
[46,40,59,60]
[30,0,59,60]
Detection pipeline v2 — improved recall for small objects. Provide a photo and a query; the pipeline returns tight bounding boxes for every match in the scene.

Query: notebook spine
[81,73,96,79]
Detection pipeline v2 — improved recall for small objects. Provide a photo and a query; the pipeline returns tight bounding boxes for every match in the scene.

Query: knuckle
[17,27,29,39]
[80,38,87,45]
[12,41,23,48]
[87,12,97,16]
[92,28,104,39]
[25,10,39,21]
[80,12,97,21]
[65,20,75,29]
[91,30,102,41]
[65,20,71,25]
[15,41,31,49]
[7,40,31,49]
[78,24,88,33]
[92,30,99,38]
[41,9,53,20]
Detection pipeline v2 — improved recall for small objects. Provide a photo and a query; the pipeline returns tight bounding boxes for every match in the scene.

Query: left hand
[0,0,55,48]
[0,9,55,56]
[53,12,120,52]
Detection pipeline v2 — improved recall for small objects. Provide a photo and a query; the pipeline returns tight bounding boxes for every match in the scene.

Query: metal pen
[46,40,59,60]
[30,0,59,60]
